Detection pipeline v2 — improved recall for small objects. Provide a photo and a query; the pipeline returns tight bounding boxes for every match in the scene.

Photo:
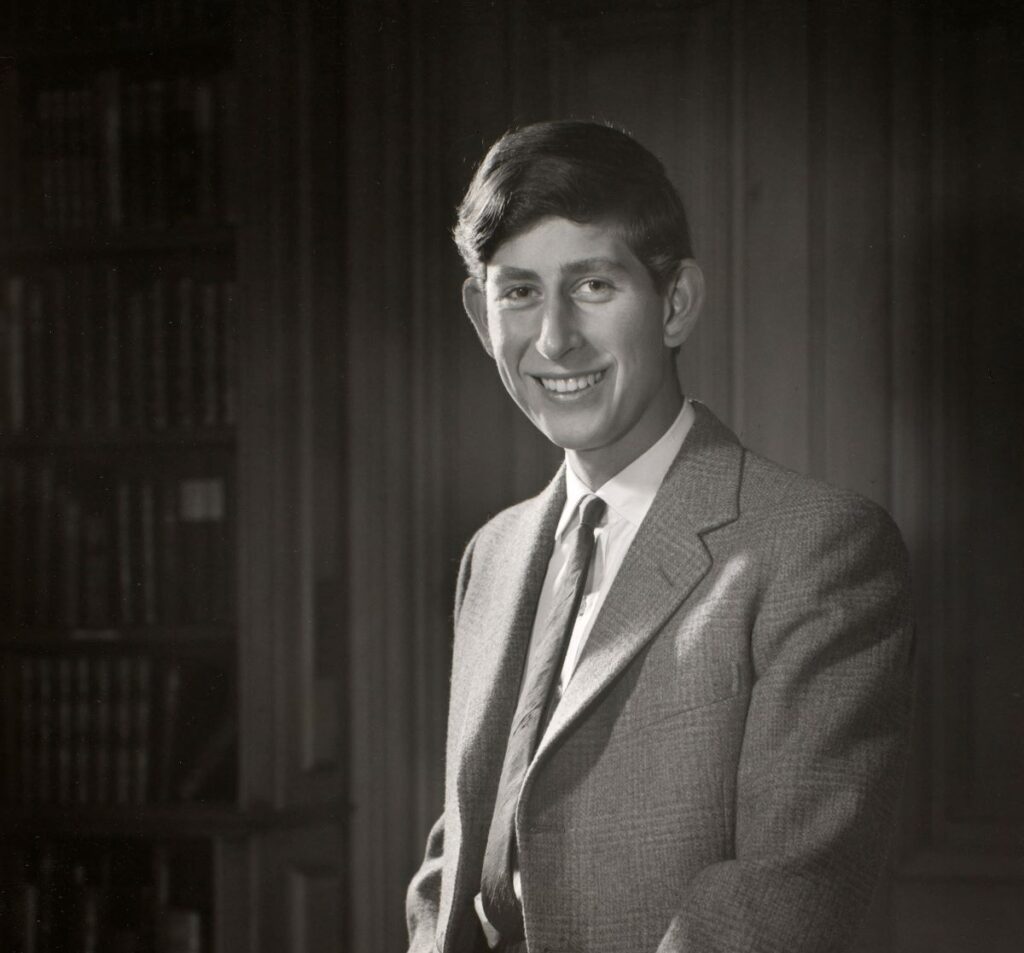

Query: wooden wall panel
[344,3,460,950]
[915,0,1024,856]
[540,3,737,419]
[340,2,1024,949]
[737,0,812,470]
[817,0,892,504]
[288,866,343,953]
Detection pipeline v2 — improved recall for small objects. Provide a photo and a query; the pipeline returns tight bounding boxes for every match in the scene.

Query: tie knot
[578,494,607,530]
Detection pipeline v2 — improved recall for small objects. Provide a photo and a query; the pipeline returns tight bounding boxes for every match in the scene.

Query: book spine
[158,908,203,953]
[52,88,68,232]
[56,657,73,803]
[78,265,97,432]
[38,89,55,231]
[200,281,218,427]
[146,79,167,229]
[141,480,158,625]
[20,658,34,803]
[177,478,218,622]
[99,70,123,230]
[217,70,236,225]
[114,656,132,804]
[82,502,111,629]
[6,276,26,433]
[157,663,181,802]
[134,656,152,803]
[74,656,91,804]
[5,882,39,953]
[151,276,168,430]
[94,658,112,804]
[124,81,144,229]
[128,287,147,430]
[194,79,214,223]
[117,479,134,625]
[171,76,196,224]
[11,462,28,626]
[67,87,84,231]
[0,463,7,625]
[52,269,70,431]
[104,266,121,431]
[175,277,194,429]
[26,276,48,432]
[37,658,53,803]
[32,464,56,628]
[161,478,179,624]
[59,489,82,628]
[82,85,99,230]
[2,661,16,803]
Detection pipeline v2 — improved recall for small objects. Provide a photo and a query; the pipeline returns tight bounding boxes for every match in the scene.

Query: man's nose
[535,294,581,361]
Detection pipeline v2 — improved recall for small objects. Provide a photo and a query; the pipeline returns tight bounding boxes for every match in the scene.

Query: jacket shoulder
[733,449,909,587]
[740,449,897,529]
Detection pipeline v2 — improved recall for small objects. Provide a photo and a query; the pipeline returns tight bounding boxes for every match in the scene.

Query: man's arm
[407,811,446,951]
[406,530,481,951]
[658,495,914,953]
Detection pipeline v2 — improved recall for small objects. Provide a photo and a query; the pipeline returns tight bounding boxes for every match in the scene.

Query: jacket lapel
[454,467,567,815]
[531,404,744,766]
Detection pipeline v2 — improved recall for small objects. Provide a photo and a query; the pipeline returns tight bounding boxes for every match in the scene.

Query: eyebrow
[489,258,628,282]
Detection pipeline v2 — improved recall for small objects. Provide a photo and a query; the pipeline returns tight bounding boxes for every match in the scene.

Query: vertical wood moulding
[805,0,827,480]
[288,866,342,953]
[293,0,318,780]
[819,0,893,504]
[887,0,934,862]
[343,0,381,936]
[728,0,746,436]
[407,0,452,855]
[214,836,258,953]
[382,16,414,948]
[928,8,958,843]
[236,1,296,808]
[344,1,446,946]
[738,0,811,469]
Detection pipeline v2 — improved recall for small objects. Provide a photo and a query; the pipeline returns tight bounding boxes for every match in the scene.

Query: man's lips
[532,369,607,395]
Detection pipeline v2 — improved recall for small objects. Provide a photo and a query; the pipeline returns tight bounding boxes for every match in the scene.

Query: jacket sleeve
[406,811,447,952]
[657,496,915,953]
[406,530,480,951]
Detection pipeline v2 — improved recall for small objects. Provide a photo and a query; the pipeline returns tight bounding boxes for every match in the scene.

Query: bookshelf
[0,4,240,952]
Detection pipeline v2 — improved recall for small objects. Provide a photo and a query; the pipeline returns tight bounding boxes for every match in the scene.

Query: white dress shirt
[537,397,696,698]
[475,398,696,944]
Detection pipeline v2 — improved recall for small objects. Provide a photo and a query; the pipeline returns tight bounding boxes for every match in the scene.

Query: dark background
[2,0,1022,951]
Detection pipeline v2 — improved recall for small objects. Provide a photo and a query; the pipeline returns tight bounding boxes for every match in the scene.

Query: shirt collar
[556,398,696,539]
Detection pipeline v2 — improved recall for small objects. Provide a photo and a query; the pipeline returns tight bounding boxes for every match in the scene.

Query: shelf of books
[1,4,239,951]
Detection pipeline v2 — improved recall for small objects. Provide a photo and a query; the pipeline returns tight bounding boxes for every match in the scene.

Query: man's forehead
[484,216,638,279]
[487,257,631,282]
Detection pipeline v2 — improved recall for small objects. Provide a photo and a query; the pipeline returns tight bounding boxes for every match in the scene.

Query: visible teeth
[539,370,605,393]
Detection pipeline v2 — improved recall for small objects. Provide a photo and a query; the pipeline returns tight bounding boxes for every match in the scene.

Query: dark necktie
[480,493,607,942]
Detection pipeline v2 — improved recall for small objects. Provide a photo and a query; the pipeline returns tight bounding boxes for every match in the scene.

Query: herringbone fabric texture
[406,403,915,953]
[480,495,606,941]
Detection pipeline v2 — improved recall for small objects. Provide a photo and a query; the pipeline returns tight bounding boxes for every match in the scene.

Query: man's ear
[462,277,493,357]
[662,259,705,349]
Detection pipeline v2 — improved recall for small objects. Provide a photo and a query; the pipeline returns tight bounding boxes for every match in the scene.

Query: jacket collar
[453,401,743,810]
[526,401,743,770]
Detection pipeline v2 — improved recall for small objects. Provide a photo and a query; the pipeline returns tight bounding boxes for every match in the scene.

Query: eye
[498,285,540,307]
[574,278,615,300]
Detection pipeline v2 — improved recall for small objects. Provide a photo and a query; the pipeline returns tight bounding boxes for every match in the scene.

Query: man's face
[464,216,700,483]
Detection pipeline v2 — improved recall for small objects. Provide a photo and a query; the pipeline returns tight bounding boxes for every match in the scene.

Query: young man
[407,121,914,953]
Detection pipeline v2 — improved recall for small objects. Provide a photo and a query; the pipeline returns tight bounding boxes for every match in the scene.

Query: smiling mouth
[535,370,606,395]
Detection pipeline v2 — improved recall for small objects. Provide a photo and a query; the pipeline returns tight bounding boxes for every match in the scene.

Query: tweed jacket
[407,403,914,953]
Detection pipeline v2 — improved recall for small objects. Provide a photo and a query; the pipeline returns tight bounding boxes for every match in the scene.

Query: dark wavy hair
[454,120,693,291]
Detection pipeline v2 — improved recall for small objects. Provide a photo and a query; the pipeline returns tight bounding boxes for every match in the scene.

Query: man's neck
[567,393,685,491]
